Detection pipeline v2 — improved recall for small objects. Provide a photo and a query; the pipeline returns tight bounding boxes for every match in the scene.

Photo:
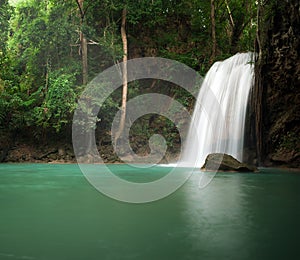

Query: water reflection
[182,170,300,259]
[180,172,248,259]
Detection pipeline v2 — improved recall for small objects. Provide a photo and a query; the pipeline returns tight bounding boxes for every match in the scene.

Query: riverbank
[1,141,299,171]
[0,141,179,165]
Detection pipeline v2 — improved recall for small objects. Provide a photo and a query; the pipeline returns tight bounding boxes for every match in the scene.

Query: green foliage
[7,1,47,90]
[278,132,300,152]
[0,0,12,52]
[0,88,42,131]
[215,0,257,54]
[7,0,80,92]
[0,0,258,147]
[34,71,77,132]
[0,0,13,85]
[129,114,180,153]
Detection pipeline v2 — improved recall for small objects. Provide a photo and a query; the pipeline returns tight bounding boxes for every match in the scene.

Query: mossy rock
[201,153,258,172]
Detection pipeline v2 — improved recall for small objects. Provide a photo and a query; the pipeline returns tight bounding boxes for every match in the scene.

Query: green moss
[278,131,300,152]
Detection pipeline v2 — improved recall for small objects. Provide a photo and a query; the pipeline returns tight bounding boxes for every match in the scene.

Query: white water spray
[182,52,255,167]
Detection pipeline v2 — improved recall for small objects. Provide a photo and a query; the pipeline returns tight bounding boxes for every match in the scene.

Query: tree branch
[88,39,100,45]
[224,0,235,28]
[75,0,85,21]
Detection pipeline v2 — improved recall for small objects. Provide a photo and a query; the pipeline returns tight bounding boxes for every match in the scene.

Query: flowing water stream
[182,53,255,167]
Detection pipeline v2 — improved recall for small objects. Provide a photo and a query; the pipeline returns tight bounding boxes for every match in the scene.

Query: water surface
[0,164,299,260]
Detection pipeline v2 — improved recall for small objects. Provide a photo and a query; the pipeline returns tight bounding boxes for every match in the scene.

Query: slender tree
[210,0,217,63]
[223,0,256,53]
[115,7,128,143]
[76,0,88,85]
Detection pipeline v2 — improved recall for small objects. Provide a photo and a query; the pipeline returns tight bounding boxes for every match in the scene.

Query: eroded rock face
[253,0,300,167]
[270,148,300,166]
[201,153,258,172]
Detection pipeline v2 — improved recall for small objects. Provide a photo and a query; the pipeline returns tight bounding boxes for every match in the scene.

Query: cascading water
[182,52,255,168]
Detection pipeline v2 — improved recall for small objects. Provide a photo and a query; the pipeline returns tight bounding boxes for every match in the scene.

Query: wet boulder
[201,153,258,172]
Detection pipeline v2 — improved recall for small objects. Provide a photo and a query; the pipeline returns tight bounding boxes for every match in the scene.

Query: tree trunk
[115,8,128,143]
[225,0,239,54]
[225,0,235,29]
[77,0,88,85]
[81,31,88,85]
[252,1,263,164]
[210,0,217,64]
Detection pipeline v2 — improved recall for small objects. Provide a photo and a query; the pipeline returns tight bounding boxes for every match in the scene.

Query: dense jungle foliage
[0,0,298,166]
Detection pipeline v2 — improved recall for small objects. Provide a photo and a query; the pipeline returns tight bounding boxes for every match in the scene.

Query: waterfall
[181,52,255,168]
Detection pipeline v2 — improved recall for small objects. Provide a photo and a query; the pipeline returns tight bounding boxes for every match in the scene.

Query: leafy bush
[34,71,77,132]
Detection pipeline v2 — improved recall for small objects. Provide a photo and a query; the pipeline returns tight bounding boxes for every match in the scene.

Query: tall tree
[210,0,217,63]
[222,0,256,53]
[115,7,128,143]
[76,0,88,85]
